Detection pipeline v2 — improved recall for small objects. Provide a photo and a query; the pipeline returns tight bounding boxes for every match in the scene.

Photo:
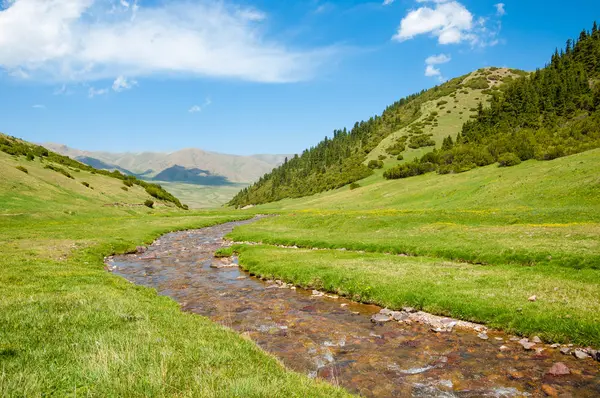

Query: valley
[1,11,599,398]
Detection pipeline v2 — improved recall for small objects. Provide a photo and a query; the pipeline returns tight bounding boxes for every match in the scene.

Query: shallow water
[109,218,600,397]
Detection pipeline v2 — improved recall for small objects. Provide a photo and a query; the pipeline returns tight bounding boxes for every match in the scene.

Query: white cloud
[393,1,473,44]
[32,104,45,109]
[425,64,441,77]
[383,0,395,5]
[393,0,505,47]
[495,3,505,16]
[188,105,201,113]
[425,53,451,65]
[0,0,331,84]
[88,87,108,98]
[424,53,451,81]
[112,75,137,92]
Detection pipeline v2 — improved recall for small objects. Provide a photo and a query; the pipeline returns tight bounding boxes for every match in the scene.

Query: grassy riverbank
[0,209,350,397]
[228,151,600,346]
[236,245,600,346]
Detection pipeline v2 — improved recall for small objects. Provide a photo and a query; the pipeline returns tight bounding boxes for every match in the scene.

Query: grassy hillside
[229,67,526,207]
[366,68,525,169]
[1,134,186,209]
[227,150,600,345]
[246,148,600,214]
[0,151,156,214]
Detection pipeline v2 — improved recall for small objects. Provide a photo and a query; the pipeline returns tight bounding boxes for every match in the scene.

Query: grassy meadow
[157,181,249,209]
[0,153,349,397]
[227,150,600,345]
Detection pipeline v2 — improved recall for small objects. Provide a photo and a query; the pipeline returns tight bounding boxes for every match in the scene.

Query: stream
[108,218,600,397]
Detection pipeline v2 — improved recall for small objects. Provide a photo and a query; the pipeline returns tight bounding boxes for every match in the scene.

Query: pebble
[499,345,510,352]
[402,307,416,313]
[572,349,590,360]
[495,337,504,341]
[392,311,409,322]
[547,362,570,376]
[519,339,536,350]
[528,295,537,302]
[478,333,489,340]
[371,314,392,323]
[550,343,561,348]
[532,336,542,343]
[340,303,348,307]
[560,347,570,355]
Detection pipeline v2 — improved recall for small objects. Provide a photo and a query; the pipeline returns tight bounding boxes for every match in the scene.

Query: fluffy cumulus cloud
[424,53,451,81]
[393,0,504,46]
[393,0,473,44]
[0,0,330,84]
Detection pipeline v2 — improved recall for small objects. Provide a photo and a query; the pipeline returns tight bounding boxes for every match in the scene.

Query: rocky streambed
[106,218,600,397]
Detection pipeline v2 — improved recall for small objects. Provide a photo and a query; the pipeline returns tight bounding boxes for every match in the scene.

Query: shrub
[44,164,74,179]
[349,182,361,190]
[26,153,34,161]
[378,155,387,161]
[408,135,436,149]
[383,161,436,179]
[497,153,522,167]
[123,180,134,187]
[81,182,90,188]
[182,204,189,210]
[437,100,448,107]
[144,200,154,208]
[464,77,489,90]
[121,186,129,191]
[368,159,384,169]
[396,154,404,161]
[16,165,28,173]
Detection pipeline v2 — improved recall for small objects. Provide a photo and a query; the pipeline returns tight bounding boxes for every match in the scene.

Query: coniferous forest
[384,22,600,179]
[228,73,476,207]
[230,22,600,207]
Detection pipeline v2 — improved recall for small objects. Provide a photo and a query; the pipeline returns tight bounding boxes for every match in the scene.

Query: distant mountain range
[45,144,289,185]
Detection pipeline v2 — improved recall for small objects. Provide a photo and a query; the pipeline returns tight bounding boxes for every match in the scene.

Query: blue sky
[0,0,598,155]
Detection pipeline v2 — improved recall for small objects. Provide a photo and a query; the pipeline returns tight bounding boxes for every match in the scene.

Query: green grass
[0,151,350,397]
[247,148,600,213]
[0,210,350,397]
[237,245,600,346]
[226,149,600,345]
[157,181,249,209]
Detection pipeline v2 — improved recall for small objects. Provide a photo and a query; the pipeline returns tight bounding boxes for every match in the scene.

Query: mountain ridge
[45,143,289,184]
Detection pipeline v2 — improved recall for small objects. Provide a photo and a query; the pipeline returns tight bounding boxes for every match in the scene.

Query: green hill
[0,134,186,213]
[228,68,527,207]
[230,22,600,207]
